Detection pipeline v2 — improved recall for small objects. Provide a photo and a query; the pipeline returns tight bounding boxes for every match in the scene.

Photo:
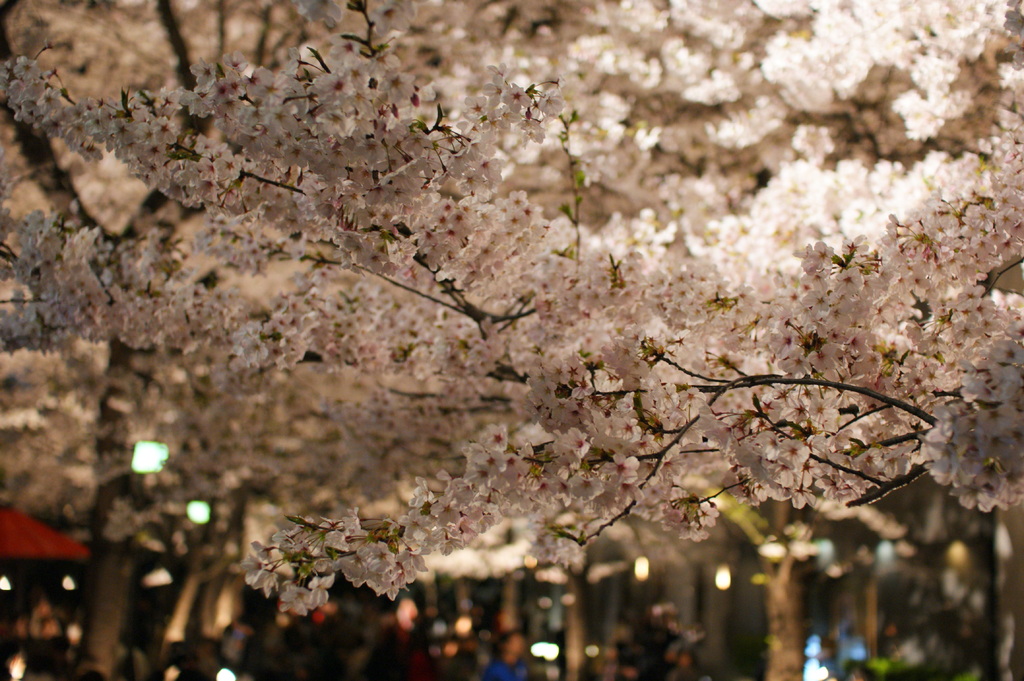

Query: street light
[131,441,169,474]
[634,556,650,582]
[141,567,173,588]
[714,564,731,590]
[531,642,560,661]
[187,501,211,524]
[875,540,896,570]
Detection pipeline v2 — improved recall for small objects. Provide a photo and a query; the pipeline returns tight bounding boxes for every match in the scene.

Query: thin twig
[699,479,749,504]
[835,404,892,432]
[808,453,884,486]
[386,387,511,404]
[657,355,730,383]
[239,170,304,194]
[351,264,466,317]
[873,431,923,448]
[984,255,1024,296]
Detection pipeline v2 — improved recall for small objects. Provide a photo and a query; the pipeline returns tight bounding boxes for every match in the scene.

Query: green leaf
[307,47,330,73]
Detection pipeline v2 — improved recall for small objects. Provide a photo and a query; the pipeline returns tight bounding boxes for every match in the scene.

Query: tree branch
[585,414,702,542]
[216,0,227,58]
[0,7,102,229]
[713,374,937,426]
[156,0,197,92]
[848,464,928,506]
[254,4,273,67]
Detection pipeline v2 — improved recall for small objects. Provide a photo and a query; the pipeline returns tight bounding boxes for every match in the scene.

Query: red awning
[0,507,89,560]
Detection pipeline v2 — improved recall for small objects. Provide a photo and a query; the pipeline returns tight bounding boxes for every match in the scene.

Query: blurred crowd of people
[1,588,720,681]
[1,593,78,681]
[595,606,710,681]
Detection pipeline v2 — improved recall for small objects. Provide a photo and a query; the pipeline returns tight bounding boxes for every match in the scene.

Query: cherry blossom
[3,0,1024,619]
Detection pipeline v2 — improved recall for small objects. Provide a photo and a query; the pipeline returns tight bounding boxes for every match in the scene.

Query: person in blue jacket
[481,632,528,681]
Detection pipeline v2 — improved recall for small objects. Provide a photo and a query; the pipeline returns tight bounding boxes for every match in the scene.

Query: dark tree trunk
[763,555,810,681]
[77,478,135,680]
[76,342,137,681]
[761,502,814,681]
[564,570,587,681]
[162,552,204,660]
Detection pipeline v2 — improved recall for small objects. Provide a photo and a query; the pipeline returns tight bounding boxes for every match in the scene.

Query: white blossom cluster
[926,334,1024,511]
[3,0,1024,609]
[242,422,721,610]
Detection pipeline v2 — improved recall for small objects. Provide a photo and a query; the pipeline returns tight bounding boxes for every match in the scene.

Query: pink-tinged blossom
[5,0,1024,610]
